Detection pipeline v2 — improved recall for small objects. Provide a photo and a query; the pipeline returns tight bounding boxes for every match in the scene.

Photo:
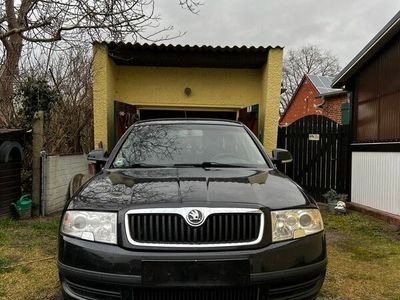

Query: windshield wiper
[129,163,168,168]
[126,162,248,168]
[201,162,246,168]
[173,162,246,168]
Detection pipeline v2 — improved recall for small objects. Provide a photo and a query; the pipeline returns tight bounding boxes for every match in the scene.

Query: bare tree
[281,45,341,114]
[14,46,93,149]
[44,47,94,154]
[0,0,199,127]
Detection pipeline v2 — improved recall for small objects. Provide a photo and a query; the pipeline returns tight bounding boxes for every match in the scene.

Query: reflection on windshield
[112,124,267,168]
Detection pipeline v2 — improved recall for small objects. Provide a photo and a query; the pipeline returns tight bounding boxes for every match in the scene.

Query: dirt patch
[385,224,400,241]
[325,230,349,244]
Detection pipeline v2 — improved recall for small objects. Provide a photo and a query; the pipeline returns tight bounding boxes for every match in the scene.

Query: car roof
[134,118,243,127]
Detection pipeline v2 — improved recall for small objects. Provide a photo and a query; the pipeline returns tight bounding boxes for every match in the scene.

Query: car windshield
[112,124,268,168]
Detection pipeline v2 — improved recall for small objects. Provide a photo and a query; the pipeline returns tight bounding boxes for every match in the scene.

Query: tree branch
[0,20,51,39]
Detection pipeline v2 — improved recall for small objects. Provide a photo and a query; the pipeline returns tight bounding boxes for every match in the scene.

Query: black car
[58,119,326,300]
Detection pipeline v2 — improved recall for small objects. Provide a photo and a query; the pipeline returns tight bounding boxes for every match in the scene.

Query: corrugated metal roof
[95,41,281,53]
[0,129,24,135]
[332,10,400,88]
[94,42,283,68]
[307,74,342,95]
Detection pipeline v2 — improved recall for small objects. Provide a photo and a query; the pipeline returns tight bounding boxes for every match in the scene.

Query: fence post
[32,111,44,216]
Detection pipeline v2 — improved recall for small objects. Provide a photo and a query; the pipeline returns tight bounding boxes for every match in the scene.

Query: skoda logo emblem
[187,209,204,226]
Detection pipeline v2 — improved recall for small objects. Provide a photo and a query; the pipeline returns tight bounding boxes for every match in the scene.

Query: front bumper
[59,232,327,300]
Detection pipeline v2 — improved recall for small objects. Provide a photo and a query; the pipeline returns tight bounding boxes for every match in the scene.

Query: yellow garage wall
[260,48,283,155]
[93,45,116,149]
[92,44,283,151]
[114,66,261,108]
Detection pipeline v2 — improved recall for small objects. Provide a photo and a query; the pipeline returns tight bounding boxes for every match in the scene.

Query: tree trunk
[0,34,23,127]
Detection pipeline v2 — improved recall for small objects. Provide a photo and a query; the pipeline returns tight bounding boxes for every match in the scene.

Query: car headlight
[61,211,117,244]
[271,209,324,242]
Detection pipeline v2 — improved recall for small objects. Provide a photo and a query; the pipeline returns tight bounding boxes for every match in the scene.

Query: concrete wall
[352,152,400,215]
[42,154,88,215]
[92,44,283,153]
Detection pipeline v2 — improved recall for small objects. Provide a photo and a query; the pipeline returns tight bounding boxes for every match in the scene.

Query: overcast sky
[155,0,400,68]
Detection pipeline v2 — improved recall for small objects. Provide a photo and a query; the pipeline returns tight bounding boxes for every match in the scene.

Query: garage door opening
[114,101,259,146]
[139,109,237,121]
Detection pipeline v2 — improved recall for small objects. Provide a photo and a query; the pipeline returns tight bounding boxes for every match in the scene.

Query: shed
[332,10,400,219]
[92,42,283,154]
[0,129,24,218]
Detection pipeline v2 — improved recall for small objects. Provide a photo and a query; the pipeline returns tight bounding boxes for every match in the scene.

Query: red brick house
[280,74,347,126]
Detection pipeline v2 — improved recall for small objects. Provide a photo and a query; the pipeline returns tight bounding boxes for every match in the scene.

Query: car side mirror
[87,149,109,173]
[272,148,293,164]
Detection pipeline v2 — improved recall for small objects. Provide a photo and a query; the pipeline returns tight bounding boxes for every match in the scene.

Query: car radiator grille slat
[129,213,261,244]
[130,286,260,300]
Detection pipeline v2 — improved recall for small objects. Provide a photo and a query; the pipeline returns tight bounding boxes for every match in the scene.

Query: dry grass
[1,208,400,300]
[319,206,400,300]
[0,216,60,300]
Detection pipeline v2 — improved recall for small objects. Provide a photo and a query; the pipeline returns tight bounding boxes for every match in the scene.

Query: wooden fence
[277,115,350,200]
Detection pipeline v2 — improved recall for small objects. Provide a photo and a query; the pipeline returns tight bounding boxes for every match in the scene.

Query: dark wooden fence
[277,115,350,201]
[0,162,21,218]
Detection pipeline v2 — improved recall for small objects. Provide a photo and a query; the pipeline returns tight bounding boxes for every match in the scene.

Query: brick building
[280,74,347,126]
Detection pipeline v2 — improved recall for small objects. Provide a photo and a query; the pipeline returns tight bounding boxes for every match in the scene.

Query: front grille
[63,275,324,300]
[125,208,263,247]
[131,286,260,300]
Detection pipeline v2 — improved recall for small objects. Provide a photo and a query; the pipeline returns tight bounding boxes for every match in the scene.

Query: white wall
[42,154,88,215]
[352,152,400,215]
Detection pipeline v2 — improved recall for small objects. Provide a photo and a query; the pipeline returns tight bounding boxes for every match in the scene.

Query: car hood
[68,168,314,211]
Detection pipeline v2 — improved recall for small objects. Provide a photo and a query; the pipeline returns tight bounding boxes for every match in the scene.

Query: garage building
[92,42,283,154]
